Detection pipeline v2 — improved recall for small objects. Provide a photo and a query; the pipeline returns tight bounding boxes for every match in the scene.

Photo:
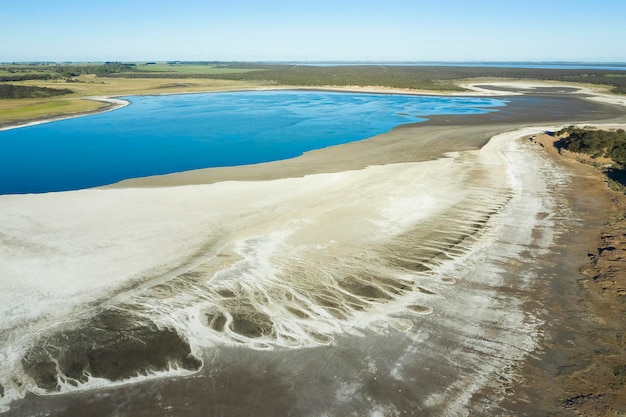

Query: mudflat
[112,85,625,188]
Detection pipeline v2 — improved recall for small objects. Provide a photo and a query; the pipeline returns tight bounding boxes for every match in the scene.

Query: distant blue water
[291,62,626,71]
[0,91,506,194]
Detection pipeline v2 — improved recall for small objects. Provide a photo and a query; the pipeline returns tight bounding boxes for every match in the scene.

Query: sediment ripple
[0,133,520,405]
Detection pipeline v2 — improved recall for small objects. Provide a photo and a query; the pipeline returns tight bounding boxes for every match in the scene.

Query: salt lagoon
[1,84,626,416]
[0,91,505,194]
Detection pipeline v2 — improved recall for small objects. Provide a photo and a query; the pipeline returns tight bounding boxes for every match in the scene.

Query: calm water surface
[0,91,506,194]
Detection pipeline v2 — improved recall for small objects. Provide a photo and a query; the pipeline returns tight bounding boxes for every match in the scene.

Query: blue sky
[2,0,625,62]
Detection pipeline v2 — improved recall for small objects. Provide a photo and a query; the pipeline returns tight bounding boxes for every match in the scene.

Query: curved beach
[1,84,626,416]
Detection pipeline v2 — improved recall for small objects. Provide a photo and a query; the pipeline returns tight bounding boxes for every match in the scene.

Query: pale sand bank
[0,123,542,411]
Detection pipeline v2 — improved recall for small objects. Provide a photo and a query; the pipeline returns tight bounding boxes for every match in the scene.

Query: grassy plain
[0,70,47,77]
[0,98,104,123]
[133,63,264,74]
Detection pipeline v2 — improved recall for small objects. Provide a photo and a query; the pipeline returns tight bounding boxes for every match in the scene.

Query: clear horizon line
[2,59,626,65]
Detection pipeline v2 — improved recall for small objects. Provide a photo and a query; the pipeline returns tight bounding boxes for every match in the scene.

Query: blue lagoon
[0,90,506,194]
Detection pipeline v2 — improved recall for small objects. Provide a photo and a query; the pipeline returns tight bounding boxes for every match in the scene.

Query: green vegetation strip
[0,84,73,99]
[2,63,626,93]
[201,64,626,93]
[557,126,626,166]
[557,126,626,192]
[133,63,263,74]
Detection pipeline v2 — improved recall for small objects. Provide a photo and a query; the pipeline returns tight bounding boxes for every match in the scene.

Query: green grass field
[134,64,263,75]
[0,98,105,125]
[0,69,50,76]
[0,69,52,80]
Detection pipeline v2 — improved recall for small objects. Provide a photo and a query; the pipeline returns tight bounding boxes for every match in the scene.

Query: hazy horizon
[3,0,626,63]
[3,60,626,65]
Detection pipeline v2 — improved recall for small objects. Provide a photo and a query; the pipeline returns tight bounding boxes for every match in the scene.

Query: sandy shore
[0,96,129,132]
[1,83,626,416]
[106,82,626,191]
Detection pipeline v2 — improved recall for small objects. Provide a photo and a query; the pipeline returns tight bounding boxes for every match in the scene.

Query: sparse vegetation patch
[557,126,626,166]
[0,84,73,99]
[557,126,626,192]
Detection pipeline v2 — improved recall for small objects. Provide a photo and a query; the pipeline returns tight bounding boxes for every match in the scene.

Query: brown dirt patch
[511,133,626,417]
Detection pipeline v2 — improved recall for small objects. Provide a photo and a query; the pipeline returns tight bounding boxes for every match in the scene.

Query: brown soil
[514,133,626,417]
[534,133,626,299]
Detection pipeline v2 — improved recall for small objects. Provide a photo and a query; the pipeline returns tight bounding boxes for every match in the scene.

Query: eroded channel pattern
[6,146,516,404]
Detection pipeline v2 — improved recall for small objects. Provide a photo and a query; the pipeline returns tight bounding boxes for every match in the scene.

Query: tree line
[0,84,74,99]
[0,63,137,81]
[102,64,626,94]
[0,73,52,82]
[2,63,625,93]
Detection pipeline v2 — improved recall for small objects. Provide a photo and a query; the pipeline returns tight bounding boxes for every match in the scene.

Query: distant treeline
[557,126,626,166]
[0,84,74,99]
[2,63,626,93]
[0,74,52,82]
[102,64,626,94]
[51,63,137,77]
[0,63,136,81]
